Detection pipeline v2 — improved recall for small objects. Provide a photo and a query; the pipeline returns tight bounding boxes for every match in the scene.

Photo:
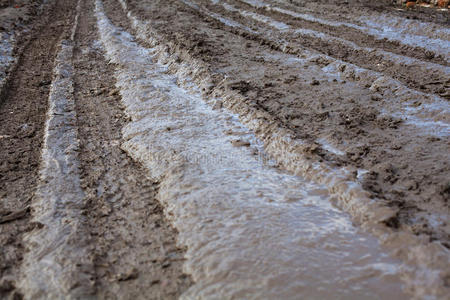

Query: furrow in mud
[17,2,97,298]
[190,0,449,98]
[0,0,49,100]
[236,0,450,62]
[0,31,16,97]
[72,0,192,298]
[124,0,450,239]
[96,1,412,298]
[0,1,76,298]
[269,0,450,40]
[104,0,449,298]
[173,0,450,139]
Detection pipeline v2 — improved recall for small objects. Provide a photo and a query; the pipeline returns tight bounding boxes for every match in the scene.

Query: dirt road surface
[0,0,449,299]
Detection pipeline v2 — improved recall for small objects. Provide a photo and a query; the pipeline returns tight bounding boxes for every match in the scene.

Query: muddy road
[0,0,449,299]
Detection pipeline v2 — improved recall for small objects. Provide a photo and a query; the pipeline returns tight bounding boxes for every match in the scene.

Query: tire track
[17,1,97,298]
[111,0,450,297]
[195,0,449,98]
[237,0,450,63]
[72,0,192,298]
[0,1,77,298]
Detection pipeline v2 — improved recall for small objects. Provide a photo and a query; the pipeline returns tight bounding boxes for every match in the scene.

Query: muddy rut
[0,0,75,297]
[0,0,449,298]
[119,0,449,245]
[1,0,191,298]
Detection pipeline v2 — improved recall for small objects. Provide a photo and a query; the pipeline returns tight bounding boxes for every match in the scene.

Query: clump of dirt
[0,1,43,31]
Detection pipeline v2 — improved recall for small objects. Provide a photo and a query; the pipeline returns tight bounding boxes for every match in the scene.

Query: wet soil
[0,0,75,297]
[1,0,192,298]
[208,0,449,96]
[0,0,42,31]
[73,0,192,298]
[286,0,449,25]
[121,0,449,247]
[0,0,448,297]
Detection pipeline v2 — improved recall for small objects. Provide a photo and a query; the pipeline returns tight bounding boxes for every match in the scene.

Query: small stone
[212,100,222,110]
[116,268,139,281]
[370,95,382,101]
[231,140,250,147]
[109,88,120,96]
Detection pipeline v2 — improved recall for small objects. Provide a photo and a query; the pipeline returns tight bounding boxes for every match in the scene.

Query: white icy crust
[242,0,450,62]
[112,0,449,298]
[19,1,94,299]
[0,32,17,95]
[208,0,449,137]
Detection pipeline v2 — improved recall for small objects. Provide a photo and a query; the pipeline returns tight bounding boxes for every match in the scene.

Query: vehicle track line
[192,0,449,98]
[18,1,96,298]
[113,1,450,297]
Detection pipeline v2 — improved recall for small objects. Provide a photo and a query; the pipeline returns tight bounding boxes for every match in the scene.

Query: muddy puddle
[94,1,414,298]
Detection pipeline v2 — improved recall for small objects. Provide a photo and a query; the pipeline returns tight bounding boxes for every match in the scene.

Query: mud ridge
[112,0,449,297]
[190,0,449,99]
[0,0,78,297]
[73,0,192,298]
[17,1,98,298]
[0,0,58,103]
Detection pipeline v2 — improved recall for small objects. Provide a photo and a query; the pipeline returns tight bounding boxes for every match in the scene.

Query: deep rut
[72,0,192,298]
[0,0,75,297]
[120,0,450,248]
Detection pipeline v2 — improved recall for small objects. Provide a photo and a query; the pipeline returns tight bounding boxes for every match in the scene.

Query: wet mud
[1,0,192,298]
[121,0,450,249]
[0,0,75,297]
[0,0,449,298]
[109,0,449,296]
[72,0,192,297]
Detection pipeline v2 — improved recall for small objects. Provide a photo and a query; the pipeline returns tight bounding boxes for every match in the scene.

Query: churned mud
[121,0,449,247]
[0,0,75,297]
[72,0,192,297]
[1,0,191,298]
[0,0,449,298]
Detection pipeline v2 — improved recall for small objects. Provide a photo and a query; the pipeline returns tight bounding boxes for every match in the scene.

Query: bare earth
[1,0,191,298]
[0,0,449,298]
[118,0,449,243]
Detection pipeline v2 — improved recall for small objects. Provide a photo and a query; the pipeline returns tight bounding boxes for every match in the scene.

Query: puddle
[95,1,409,298]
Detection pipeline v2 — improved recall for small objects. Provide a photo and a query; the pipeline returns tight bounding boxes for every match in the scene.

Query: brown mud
[120,0,449,248]
[73,0,192,297]
[0,0,75,297]
[0,0,448,298]
[1,0,192,298]
[287,0,449,25]
[239,0,448,97]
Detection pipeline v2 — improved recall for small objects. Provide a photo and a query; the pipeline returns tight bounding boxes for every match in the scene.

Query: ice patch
[245,0,450,61]
[0,32,16,93]
[95,1,408,298]
[317,138,346,156]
